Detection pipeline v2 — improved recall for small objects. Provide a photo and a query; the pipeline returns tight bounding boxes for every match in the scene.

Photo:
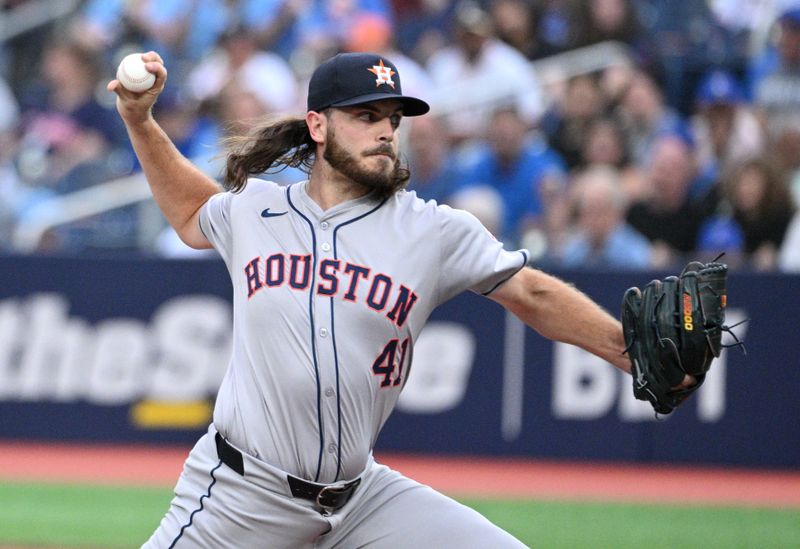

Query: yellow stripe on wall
[130,400,213,429]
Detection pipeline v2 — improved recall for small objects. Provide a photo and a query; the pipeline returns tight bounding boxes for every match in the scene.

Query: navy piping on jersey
[286,184,325,482]
[168,461,222,548]
[481,250,529,296]
[330,197,388,481]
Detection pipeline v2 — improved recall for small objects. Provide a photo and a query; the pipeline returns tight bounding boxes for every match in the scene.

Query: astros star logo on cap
[368,59,396,89]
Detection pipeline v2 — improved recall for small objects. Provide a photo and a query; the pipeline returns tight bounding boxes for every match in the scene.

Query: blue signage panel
[0,257,796,468]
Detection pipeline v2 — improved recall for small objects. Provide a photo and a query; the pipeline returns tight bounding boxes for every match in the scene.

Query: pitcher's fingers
[106,79,139,98]
[142,50,164,65]
[107,79,133,96]
[144,62,167,88]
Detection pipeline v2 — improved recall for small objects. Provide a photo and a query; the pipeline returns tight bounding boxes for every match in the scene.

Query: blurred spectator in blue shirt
[457,105,565,246]
[69,0,126,52]
[73,0,226,64]
[240,0,310,59]
[151,87,220,177]
[406,116,463,205]
[558,165,651,269]
[72,0,299,66]
[691,69,765,187]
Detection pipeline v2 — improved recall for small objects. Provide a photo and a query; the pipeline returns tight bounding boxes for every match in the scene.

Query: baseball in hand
[116,53,156,93]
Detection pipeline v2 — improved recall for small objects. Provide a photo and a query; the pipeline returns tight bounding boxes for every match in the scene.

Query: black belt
[215,432,360,511]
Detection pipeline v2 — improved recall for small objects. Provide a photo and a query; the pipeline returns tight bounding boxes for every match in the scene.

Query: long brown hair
[724,157,795,219]
[223,115,317,193]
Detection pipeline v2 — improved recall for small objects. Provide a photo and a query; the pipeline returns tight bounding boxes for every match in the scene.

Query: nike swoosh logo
[261,208,288,218]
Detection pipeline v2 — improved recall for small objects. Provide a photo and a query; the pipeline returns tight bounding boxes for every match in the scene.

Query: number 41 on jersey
[372,337,410,388]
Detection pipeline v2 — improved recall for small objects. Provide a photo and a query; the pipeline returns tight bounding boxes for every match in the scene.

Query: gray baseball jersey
[144,179,531,548]
[199,179,527,484]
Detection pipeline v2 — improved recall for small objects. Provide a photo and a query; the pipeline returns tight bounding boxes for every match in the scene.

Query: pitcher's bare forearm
[491,267,631,373]
[125,117,219,248]
[108,51,218,249]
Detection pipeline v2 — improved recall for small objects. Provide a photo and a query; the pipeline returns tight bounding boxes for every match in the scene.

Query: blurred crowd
[2,0,800,272]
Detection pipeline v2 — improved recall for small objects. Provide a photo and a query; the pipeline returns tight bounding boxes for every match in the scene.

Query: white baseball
[116,53,156,93]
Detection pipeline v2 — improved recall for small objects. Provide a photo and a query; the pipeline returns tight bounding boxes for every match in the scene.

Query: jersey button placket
[319,217,331,252]
[317,218,337,478]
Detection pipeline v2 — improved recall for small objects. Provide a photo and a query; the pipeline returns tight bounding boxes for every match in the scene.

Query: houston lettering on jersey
[243,254,418,327]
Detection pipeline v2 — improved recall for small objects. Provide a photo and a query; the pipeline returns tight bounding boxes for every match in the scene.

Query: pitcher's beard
[323,130,409,199]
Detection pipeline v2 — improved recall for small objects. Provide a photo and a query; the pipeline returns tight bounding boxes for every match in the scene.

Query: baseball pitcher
[108,51,710,548]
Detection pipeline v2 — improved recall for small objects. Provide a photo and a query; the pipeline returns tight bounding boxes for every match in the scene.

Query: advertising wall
[0,256,795,468]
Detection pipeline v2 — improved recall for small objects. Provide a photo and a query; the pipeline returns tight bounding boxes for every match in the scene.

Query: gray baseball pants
[142,426,528,548]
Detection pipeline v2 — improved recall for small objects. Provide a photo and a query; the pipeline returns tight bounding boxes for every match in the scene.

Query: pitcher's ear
[306,110,327,145]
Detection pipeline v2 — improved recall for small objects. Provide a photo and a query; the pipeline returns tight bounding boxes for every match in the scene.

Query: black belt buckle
[216,432,362,512]
[315,479,360,510]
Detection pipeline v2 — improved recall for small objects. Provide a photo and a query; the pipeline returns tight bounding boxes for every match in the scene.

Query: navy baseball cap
[307,52,430,116]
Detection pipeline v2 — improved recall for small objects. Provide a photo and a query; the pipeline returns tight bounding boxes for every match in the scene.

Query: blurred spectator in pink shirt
[17,38,130,187]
